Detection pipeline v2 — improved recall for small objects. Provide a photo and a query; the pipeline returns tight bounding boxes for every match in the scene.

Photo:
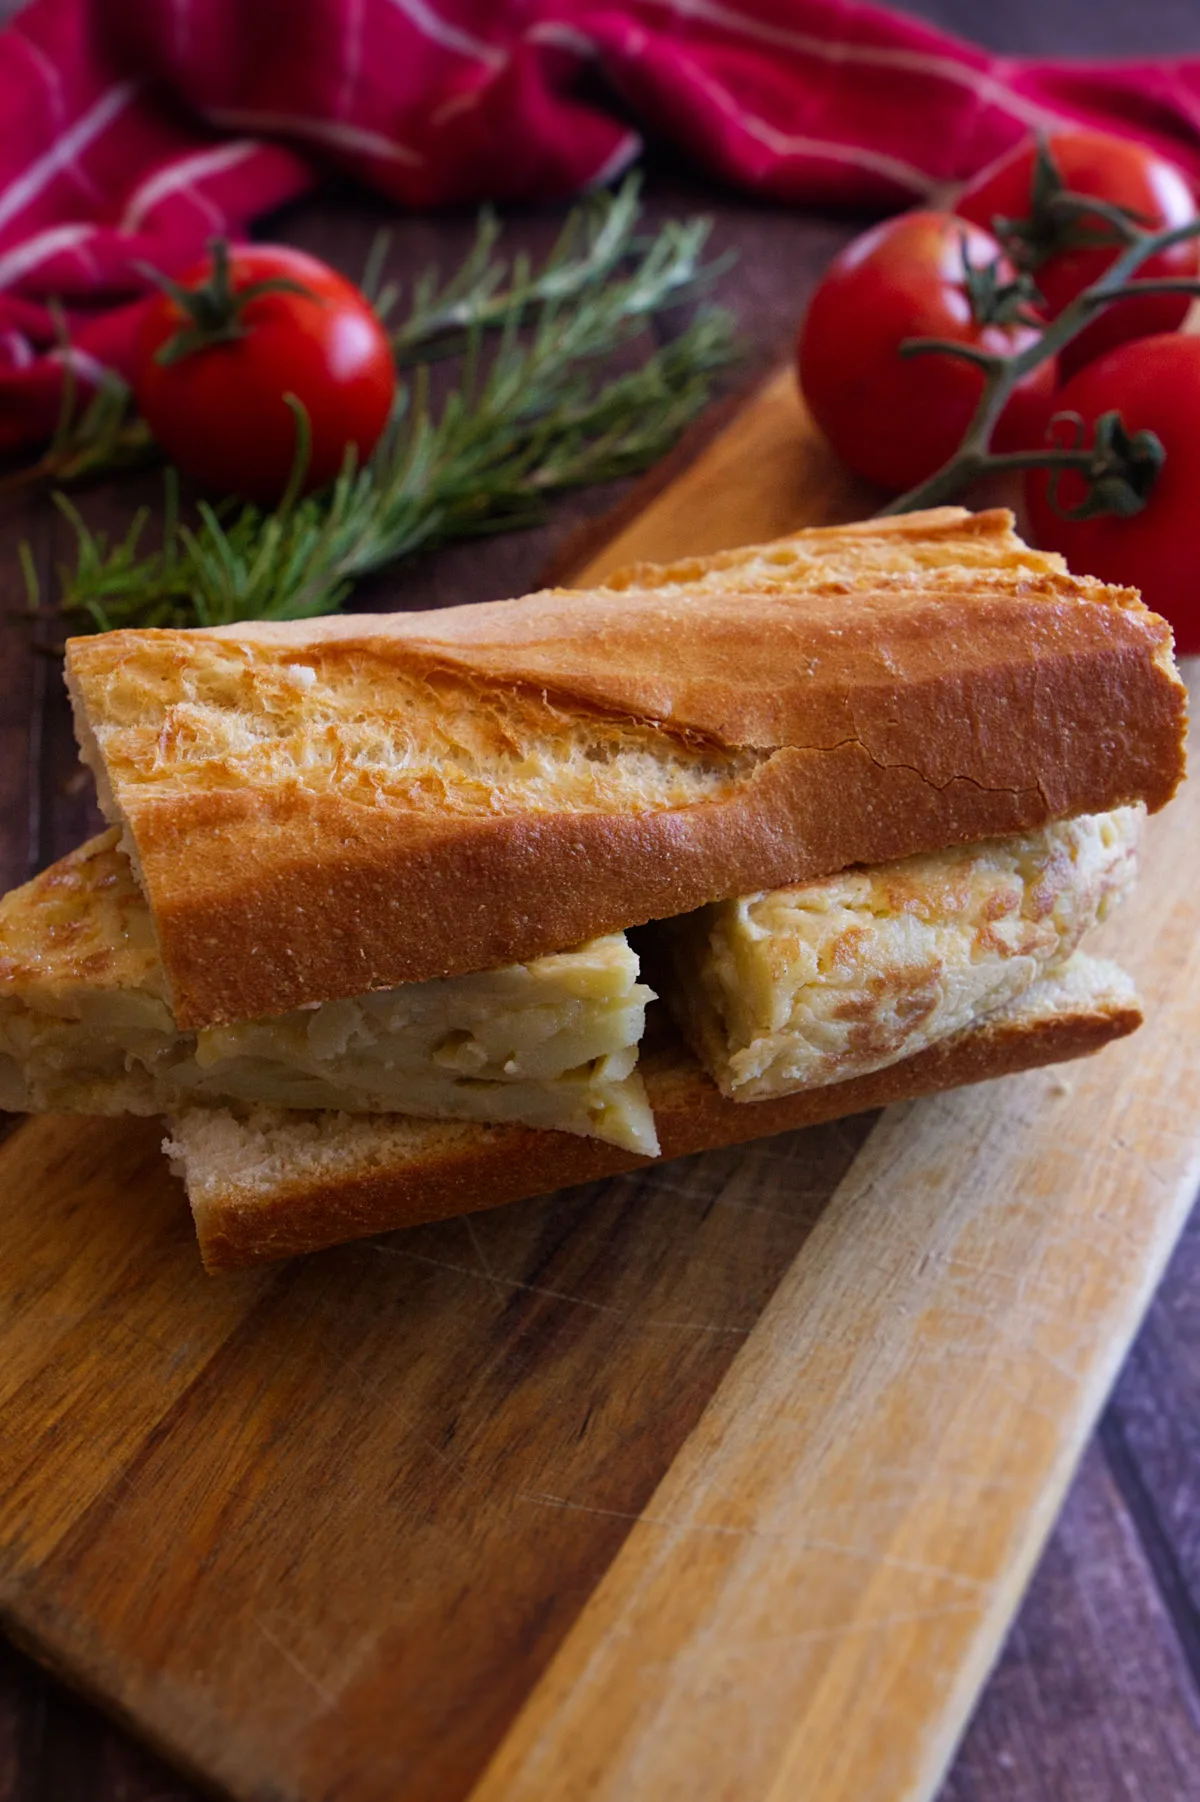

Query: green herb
[25,177,738,633]
[376,175,731,366]
[0,304,153,500]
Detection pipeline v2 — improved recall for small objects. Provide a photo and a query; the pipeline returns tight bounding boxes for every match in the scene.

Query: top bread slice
[65,507,1187,1031]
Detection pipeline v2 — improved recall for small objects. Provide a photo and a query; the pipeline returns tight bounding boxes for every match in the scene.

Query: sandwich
[0,506,1186,1269]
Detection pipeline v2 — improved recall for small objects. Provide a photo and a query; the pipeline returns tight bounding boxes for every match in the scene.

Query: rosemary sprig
[376,173,730,367]
[42,309,735,631]
[27,178,739,632]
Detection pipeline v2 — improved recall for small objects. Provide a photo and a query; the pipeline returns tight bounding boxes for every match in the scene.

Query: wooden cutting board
[1,369,1198,1802]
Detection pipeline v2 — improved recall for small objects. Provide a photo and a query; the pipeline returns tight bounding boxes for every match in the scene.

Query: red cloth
[4,0,1200,452]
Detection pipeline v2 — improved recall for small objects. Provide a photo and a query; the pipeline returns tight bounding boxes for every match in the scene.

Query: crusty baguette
[167,952,1141,1271]
[67,508,1187,1030]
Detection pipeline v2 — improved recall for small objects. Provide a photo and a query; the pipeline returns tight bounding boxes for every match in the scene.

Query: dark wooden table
[3,3,1200,1798]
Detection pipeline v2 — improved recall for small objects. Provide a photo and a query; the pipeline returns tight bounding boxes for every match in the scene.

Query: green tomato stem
[877,210,1200,518]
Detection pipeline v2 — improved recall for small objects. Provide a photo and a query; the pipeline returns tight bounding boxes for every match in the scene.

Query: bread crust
[68,508,1187,1028]
[180,974,1142,1270]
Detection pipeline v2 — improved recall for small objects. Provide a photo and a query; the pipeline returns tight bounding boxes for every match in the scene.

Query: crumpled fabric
[3,0,1200,451]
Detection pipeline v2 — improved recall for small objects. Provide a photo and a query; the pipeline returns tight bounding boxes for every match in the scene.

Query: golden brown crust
[68,508,1187,1028]
[599,503,1067,590]
[186,978,1142,1270]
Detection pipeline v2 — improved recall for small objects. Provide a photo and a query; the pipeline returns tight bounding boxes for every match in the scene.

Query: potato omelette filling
[0,831,658,1155]
[0,809,1142,1142]
[661,809,1141,1102]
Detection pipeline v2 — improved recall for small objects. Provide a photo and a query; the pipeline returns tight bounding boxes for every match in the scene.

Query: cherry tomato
[134,244,396,506]
[958,130,1198,379]
[1024,333,1200,653]
[797,211,1056,496]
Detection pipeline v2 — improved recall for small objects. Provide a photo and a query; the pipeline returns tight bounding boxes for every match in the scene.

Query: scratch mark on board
[517,1492,992,1591]
[368,1242,751,1335]
[462,1214,495,1279]
[321,1346,463,1471]
[255,1620,337,1710]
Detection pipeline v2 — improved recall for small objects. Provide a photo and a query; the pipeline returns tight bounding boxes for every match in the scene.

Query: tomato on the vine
[1024,333,1200,654]
[133,243,396,506]
[797,211,1056,496]
[957,130,1198,379]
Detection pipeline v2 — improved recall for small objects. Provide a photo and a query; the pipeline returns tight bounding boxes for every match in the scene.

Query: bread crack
[785,734,1042,804]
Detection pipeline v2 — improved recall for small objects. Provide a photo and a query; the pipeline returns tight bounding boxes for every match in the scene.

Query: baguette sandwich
[0,507,1186,1269]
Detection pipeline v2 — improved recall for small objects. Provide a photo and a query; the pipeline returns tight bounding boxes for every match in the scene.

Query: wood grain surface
[0,1119,873,1802]
[4,0,1200,1787]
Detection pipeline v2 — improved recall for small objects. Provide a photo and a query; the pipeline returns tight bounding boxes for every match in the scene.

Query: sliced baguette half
[167,952,1140,1271]
[67,508,1186,1030]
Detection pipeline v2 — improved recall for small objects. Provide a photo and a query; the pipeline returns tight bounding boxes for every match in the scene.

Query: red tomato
[1024,334,1200,653]
[797,212,1056,496]
[134,244,396,506]
[958,130,1198,379]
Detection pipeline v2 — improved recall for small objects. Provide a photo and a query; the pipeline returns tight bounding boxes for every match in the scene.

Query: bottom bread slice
[167,952,1141,1272]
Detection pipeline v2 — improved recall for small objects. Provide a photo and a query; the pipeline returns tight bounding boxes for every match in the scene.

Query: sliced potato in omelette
[0,807,1141,1146]
[0,831,658,1155]
[662,809,1142,1102]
